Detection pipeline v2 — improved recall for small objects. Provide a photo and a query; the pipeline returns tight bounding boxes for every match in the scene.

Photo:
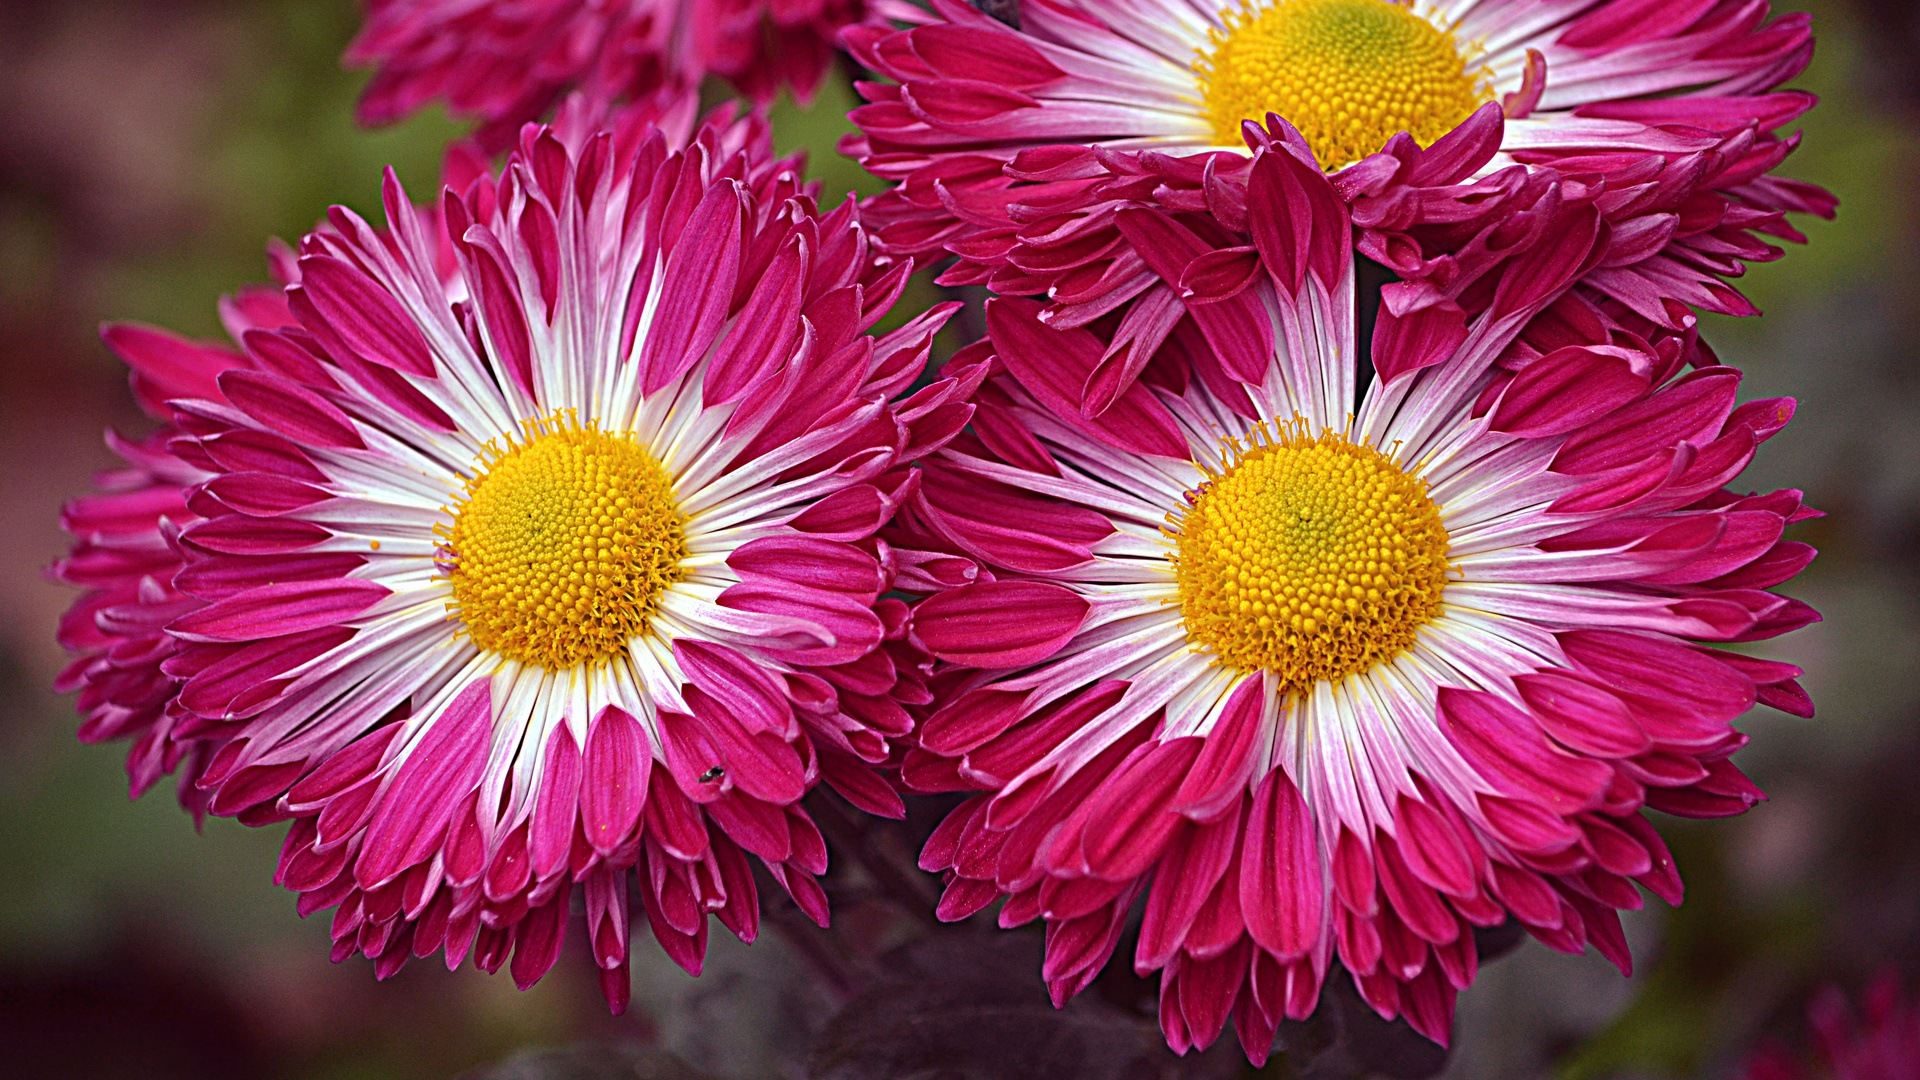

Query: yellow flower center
[1195,0,1490,168]
[442,412,686,670]
[1170,421,1449,697]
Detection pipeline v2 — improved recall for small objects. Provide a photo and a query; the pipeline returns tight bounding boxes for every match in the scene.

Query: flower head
[846,0,1833,338]
[350,0,927,149]
[892,143,1816,1058]
[56,114,965,1007]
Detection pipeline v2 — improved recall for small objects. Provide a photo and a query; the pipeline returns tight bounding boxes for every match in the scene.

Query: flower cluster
[54,0,1831,1062]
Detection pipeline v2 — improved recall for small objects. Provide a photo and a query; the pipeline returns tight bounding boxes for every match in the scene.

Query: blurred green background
[0,1,1913,1077]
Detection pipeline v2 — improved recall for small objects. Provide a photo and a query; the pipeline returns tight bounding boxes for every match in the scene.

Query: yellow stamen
[1195,0,1491,168]
[1169,419,1449,698]
[440,411,686,670]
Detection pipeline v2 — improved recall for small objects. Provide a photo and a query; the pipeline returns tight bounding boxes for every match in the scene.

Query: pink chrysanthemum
[846,0,1834,329]
[890,143,1816,1058]
[350,0,929,149]
[1743,975,1920,1080]
[54,115,967,1008]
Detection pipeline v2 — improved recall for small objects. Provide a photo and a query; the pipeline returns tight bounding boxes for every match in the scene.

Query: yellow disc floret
[1195,0,1490,168]
[1170,420,1449,698]
[442,411,686,670]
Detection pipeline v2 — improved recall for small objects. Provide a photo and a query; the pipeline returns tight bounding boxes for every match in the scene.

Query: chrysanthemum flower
[846,0,1833,332]
[351,0,930,149]
[891,143,1817,1058]
[56,115,966,1008]
[1742,975,1920,1080]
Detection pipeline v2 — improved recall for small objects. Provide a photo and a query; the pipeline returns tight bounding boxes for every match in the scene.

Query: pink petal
[580,705,650,857]
[217,370,365,450]
[356,678,492,888]
[297,254,435,377]
[169,579,388,642]
[529,723,583,881]
[910,580,1089,668]
[1240,768,1322,960]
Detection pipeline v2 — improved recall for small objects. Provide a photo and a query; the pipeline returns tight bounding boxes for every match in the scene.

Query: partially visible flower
[56,115,966,1008]
[891,144,1816,1059]
[847,0,1832,337]
[1741,975,1920,1080]
[350,0,929,149]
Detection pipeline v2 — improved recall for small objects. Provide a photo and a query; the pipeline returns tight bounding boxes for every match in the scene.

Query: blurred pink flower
[1743,975,1920,1080]
[890,143,1818,1060]
[350,0,928,148]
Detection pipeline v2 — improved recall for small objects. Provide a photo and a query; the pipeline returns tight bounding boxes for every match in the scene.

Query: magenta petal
[529,723,583,881]
[1246,142,1349,293]
[919,687,1030,757]
[717,580,883,666]
[460,236,536,399]
[910,581,1089,668]
[1171,677,1263,821]
[201,472,332,516]
[704,235,805,406]
[987,296,1189,460]
[728,536,885,597]
[1240,769,1321,960]
[580,705,650,856]
[674,638,795,738]
[788,484,892,541]
[1490,345,1653,438]
[180,625,353,718]
[510,884,571,990]
[684,686,806,806]
[103,322,244,417]
[168,579,388,642]
[1439,687,1611,813]
[638,182,743,395]
[1077,738,1200,881]
[217,369,366,450]
[297,254,435,377]
[1372,301,1467,385]
[1515,672,1651,758]
[1137,812,1239,970]
[356,678,492,889]
[908,25,1065,88]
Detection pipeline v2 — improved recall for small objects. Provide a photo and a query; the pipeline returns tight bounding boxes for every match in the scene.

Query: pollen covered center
[1195,0,1490,168]
[1170,421,1449,697]
[443,413,686,670]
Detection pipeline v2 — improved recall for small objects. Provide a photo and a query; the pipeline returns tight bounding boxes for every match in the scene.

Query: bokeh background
[0,1,1914,1077]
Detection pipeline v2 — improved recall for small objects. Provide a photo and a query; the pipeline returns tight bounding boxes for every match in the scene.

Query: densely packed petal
[846,0,1833,334]
[50,260,313,820]
[56,113,965,1008]
[351,0,931,148]
[51,134,528,818]
[889,141,1816,1059]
